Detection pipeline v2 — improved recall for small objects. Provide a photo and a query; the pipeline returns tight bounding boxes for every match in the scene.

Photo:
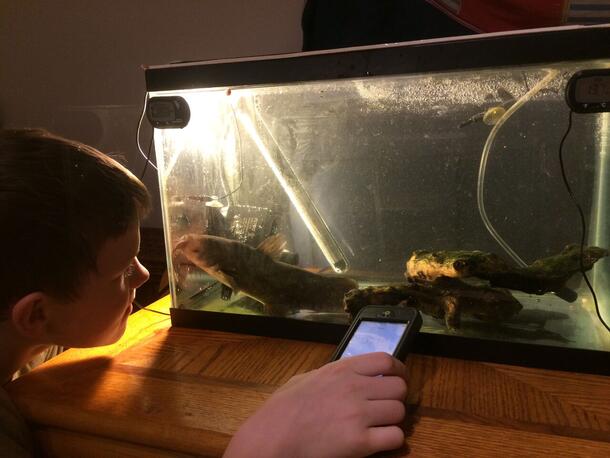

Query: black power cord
[140,132,154,181]
[558,109,610,333]
[133,300,171,316]
[136,93,158,180]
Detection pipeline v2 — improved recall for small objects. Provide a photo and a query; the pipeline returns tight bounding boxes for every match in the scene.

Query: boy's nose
[131,258,150,288]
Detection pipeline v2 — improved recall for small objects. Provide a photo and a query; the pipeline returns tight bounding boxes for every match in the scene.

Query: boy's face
[48,222,150,347]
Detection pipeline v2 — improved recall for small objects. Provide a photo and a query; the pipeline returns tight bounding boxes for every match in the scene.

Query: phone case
[330,305,422,361]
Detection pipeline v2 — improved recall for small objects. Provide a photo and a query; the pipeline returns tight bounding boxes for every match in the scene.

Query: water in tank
[146,26,610,356]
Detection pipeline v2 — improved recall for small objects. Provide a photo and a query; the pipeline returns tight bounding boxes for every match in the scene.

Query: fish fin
[256,233,287,259]
[554,287,577,303]
[208,266,240,293]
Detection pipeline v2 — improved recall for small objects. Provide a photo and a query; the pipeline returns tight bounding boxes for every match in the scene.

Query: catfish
[173,234,358,315]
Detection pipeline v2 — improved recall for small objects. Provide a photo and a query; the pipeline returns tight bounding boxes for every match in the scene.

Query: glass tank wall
[147,27,610,359]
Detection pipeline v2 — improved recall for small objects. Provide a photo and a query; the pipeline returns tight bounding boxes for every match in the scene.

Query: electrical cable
[558,109,610,333]
[136,92,158,173]
[133,300,171,316]
[140,131,154,181]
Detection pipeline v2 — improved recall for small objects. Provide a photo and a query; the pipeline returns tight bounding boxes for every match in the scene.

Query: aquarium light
[235,109,349,273]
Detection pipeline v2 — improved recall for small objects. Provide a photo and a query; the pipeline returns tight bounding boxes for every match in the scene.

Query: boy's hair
[0,129,151,318]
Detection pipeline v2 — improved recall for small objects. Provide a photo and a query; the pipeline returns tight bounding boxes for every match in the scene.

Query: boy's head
[0,129,151,347]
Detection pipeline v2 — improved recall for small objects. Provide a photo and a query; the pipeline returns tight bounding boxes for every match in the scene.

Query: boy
[0,129,408,457]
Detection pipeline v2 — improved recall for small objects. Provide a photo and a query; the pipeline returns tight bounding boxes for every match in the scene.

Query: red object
[427,0,569,32]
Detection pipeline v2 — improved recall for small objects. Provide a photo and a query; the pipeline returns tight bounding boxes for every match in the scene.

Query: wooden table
[7,296,610,457]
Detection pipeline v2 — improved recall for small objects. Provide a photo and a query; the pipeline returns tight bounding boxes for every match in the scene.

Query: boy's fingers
[363,425,405,455]
[364,400,406,426]
[362,375,408,401]
[343,352,407,378]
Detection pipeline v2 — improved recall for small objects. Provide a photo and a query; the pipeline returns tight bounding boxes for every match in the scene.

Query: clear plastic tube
[591,113,610,326]
[477,69,559,267]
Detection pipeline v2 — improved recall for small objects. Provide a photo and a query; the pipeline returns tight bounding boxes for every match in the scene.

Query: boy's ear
[10,292,51,340]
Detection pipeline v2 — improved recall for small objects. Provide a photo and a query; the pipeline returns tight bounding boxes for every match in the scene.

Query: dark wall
[0,0,306,227]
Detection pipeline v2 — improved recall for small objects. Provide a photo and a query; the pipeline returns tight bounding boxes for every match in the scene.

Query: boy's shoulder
[0,384,33,458]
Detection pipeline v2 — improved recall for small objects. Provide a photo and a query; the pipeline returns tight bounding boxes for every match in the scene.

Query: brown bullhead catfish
[406,245,609,302]
[173,234,358,315]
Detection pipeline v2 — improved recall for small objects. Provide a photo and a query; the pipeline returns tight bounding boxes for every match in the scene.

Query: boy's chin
[98,326,128,347]
[69,325,128,348]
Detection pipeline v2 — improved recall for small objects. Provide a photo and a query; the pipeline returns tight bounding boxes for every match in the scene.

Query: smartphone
[330,306,422,361]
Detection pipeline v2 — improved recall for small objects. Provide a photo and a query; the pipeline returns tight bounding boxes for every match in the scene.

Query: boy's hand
[223,352,408,458]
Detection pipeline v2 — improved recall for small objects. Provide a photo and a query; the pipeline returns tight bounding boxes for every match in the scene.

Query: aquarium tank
[145,25,610,373]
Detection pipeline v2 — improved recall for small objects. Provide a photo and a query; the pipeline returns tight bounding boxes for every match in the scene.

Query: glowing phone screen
[340,320,408,359]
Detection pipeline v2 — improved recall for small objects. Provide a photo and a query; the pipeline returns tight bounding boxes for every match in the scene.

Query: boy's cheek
[46,310,127,348]
[58,325,127,348]
[80,313,130,347]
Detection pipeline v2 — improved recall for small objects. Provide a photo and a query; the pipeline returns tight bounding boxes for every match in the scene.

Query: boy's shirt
[1,346,63,457]
[13,346,64,379]
[0,385,32,458]
[428,0,610,32]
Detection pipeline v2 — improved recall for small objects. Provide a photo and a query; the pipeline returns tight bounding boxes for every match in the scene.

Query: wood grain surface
[7,296,610,457]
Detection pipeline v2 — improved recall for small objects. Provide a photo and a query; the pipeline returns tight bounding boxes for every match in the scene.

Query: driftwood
[344,278,523,330]
[346,244,608,329]
[406,244,608,296]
